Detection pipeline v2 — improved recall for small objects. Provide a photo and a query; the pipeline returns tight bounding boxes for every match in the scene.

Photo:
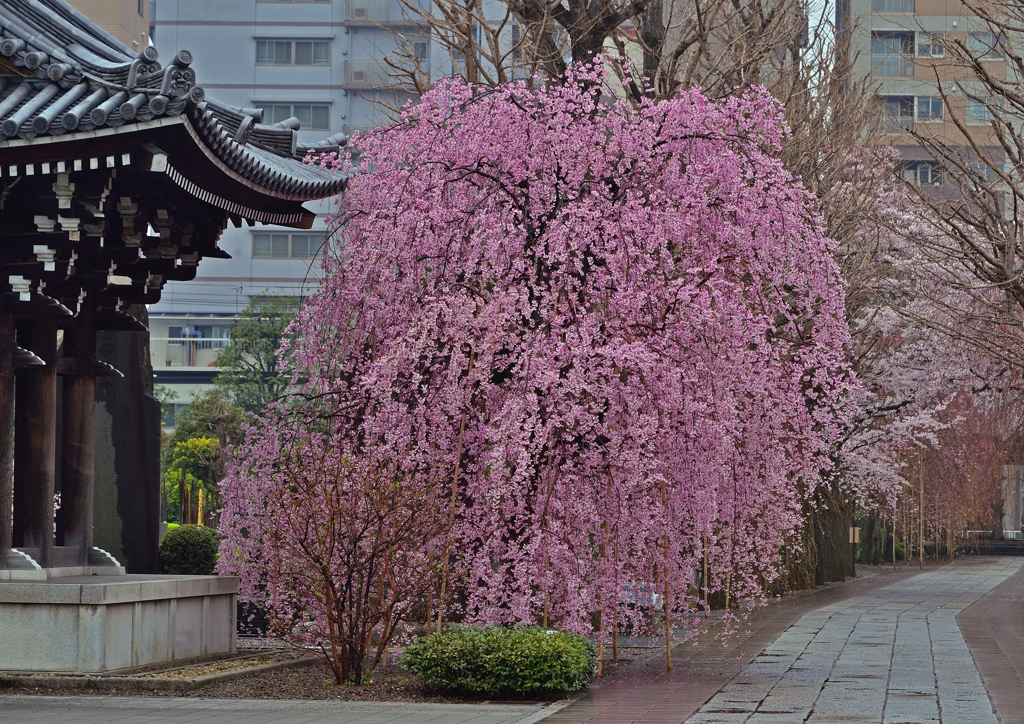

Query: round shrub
[400,626,595,696]
[159,524,220,575]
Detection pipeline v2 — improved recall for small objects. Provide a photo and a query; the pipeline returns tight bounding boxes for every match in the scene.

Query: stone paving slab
[542,562,956,724]
[689,557,1022,724]
[0,695,548,724]
[958,561,1024,724]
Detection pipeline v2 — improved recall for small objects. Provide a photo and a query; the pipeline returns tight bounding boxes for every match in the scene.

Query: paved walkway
[543,562,953,724]
[687,557,1022,723]
[958,560,1024,722]
[0,696,548,724]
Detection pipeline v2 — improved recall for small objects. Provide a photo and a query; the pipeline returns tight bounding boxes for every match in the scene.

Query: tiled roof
[0,0,346,200]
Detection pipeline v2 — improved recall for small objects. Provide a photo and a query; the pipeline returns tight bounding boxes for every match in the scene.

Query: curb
[0,656,319,692]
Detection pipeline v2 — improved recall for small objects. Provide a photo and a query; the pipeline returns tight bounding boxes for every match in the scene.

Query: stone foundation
[0,574,238,673]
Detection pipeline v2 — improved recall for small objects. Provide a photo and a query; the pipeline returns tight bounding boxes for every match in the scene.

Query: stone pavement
[958,560,1024,722]
[687,557,1022,724]
[543,562,955,724]
[0,695,549,724]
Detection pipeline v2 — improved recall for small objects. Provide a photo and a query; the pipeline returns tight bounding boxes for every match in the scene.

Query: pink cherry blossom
[219,69,855,671]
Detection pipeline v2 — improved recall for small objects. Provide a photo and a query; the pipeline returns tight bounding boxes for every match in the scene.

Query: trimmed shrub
[159,524,220,575]
[400,626,595,696]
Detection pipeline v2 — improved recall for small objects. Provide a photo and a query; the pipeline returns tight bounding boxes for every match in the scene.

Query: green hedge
[159,524,220,575]
[400,626,595,696]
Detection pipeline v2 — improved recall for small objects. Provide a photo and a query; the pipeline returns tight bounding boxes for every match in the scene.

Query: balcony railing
[872,0,913,12]
[152,337,229,369]
[344,60,393,87]
[880,115,914,133]
[871,54,914,78]
[345,0,389,21]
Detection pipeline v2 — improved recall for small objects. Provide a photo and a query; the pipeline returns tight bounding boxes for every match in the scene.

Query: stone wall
[0,575,237,673]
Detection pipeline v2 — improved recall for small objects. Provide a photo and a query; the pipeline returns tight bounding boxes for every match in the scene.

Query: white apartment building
[148,0,453,418]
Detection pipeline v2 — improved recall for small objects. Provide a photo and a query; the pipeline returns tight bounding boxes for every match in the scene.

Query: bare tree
[892,2,1024,372]
[386,0,819,100]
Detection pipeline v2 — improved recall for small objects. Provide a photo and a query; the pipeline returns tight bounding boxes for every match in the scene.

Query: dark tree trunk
[815,489,854,583]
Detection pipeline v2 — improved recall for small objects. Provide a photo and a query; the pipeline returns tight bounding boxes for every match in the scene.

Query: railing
[151,337,229,369]
[872,0,913,12]
[880,115,914,133]
[871,54,914,77]
[345,0,390,21]
[344,60,393,87]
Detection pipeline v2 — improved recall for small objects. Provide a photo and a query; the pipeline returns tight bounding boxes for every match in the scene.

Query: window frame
[256,39,331,66]
[252,232,328,260]
[916,32,944,58]
[966,97,995,125]
[915,96,943,123]
[904,161,942,186]
[871,32,915,77]
[871,0,914,12]
[968,32,1003,61]
[254,103,331,131]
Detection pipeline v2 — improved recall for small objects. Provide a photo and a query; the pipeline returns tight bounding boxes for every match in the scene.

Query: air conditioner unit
[353,70,367,82]
[353,7,367,18]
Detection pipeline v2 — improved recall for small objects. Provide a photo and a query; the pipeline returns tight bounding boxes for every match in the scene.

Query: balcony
[151,337,229,370]
[880,115,914,133]
[344,60,394,87]
[872,0,913,12]
[871,54,914,78]
[344,0,420,25]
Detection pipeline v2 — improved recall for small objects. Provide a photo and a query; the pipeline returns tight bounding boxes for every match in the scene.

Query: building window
[161,402,191,429]
[968,32,1002,60]
[969,162,1003,185]
[138,0,144,15]
[916,32,944,58]
[257,40,330,66]
[256,103,330,130]
[253,232,326,259]
[966,98,994,125]
[871,32,914,77]
[904,161,942,186]
[413,41,428,62]
[916,96,943,122]
[871,0,913,11]
[880,95,914,131]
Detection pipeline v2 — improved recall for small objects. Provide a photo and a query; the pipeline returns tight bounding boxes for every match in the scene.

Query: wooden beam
[0,311,14,568]
[12,315,57,567]
[57,309,96,565]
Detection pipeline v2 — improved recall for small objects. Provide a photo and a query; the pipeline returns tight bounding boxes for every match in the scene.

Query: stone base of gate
[0,574,238,673]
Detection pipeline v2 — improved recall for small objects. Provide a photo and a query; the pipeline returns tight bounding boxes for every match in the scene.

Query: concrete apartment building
[68,0,150,49]
[844,0,1009,181]
[146,0,448,417]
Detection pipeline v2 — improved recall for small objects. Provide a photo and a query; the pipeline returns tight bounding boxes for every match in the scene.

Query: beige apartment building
[844,0,1009,181]
[67,0,149,51]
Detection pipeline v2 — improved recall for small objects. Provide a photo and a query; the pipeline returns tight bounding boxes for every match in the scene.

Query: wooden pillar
[57,311,96,565]
[13,316,57,566]
[0,310,14,567]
